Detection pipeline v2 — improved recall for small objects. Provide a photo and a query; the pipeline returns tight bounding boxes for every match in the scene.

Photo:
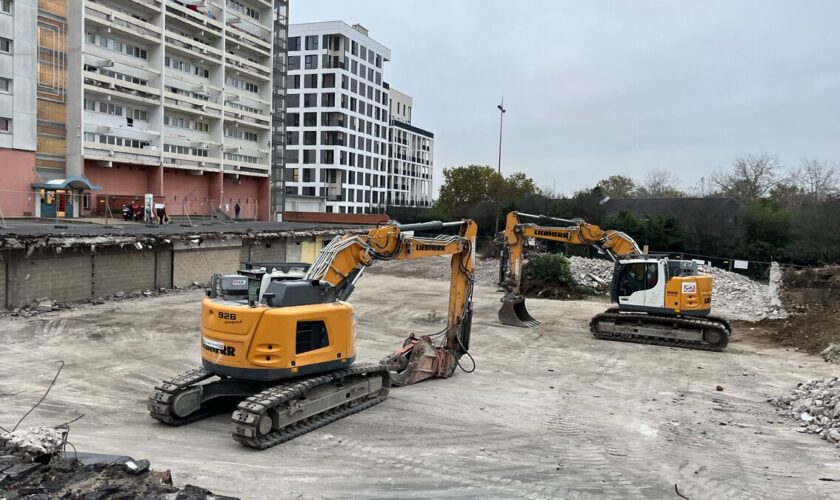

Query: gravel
[770,378,840,446]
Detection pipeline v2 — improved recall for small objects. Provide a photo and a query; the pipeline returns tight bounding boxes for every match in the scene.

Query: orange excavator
[149,219,478,448]
[498,211,730,351]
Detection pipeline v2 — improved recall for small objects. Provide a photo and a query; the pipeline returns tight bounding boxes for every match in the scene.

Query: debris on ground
[0,429,238,499]
[1,427,66,461]
[770,377,840,445]
[755,265,840,361]
[568,256,614,291]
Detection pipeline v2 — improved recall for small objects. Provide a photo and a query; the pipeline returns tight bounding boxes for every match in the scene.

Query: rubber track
[148,367,219,426]
[231,363,389,449]
[590,308,731,352]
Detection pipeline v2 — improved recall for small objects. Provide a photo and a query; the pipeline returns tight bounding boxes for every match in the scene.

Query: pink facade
[0,149,37,217]
[84,161,269,220]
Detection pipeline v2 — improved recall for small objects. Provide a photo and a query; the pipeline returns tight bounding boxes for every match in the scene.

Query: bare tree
[712,153,782,203]
[636,169,682,198]
[793,158,838,206]
[689,176,721,198]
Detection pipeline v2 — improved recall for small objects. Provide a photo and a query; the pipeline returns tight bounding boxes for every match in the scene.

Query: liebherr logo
[202,337,236,357]
[534,230,571,238]
[416,244,446,252]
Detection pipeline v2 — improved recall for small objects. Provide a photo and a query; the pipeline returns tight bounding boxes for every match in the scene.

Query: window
[227,0,260,20]
[288,56,300,71]
[303,112,317,126]
[304,74,317,88]
[302,150,316,164]
[305,35,318,50]
[303,93,317,107]
[286,149,299,163]
[617,263,659,297]
[0,37,12,53]
[288,36,301,51]
[0,77,11,93]
[359,45,367,60]
[287,94,300,108]
[304,55,318,70]
[0,117,10,133]
[287,112,300,126]
[0,1,11,15]
[351,40,358,56]
[287,131,299,145]
[290,75,300,89]
[303,131,316,145]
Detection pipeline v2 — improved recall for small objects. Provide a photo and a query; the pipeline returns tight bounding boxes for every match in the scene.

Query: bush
[524,254,575,287]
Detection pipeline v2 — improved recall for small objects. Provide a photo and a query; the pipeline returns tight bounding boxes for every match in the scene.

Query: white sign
[202,337,225,351]
[681,282,697,294]
[733,260,749,270]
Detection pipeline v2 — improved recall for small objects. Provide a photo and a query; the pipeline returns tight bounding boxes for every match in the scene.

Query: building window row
[85,33,148,60]
[225,76,259,94]
[226,0,261,21]
[164,143,209,156]
[165,56,210,78]
[85,132,151,149]
[164,114,209,132]
[225,152,260,164]
[86,66,149,87]
[167,86,210,101]
[227,101,263,115]
[224,128,259,141]
[84,99,148,121]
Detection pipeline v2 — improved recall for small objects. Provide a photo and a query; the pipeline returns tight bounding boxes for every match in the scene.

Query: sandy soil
[0,256,838,499]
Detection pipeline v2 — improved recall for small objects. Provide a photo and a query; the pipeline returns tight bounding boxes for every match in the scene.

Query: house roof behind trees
[604,197,740,221]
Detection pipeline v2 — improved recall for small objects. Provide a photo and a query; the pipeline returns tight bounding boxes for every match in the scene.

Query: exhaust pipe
[498,294,541,328]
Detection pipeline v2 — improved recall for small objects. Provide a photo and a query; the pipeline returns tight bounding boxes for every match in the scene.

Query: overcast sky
[291,1,840,196]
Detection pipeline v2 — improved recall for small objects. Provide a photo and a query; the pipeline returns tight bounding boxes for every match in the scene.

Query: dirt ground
[1,257,839,499]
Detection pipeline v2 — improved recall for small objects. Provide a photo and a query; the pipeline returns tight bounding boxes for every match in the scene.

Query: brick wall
[92,249,157,297]
[11,254,94,305]
[173,246,242,288]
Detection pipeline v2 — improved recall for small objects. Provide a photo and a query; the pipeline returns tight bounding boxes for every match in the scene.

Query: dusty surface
[0,257,838,499]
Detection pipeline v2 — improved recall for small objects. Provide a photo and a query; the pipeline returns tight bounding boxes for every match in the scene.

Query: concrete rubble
[770,378,840,446]
[821,344,840,364]
[1,427,66,461]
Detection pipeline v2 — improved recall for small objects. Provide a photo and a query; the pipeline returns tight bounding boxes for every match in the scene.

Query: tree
[635,169,682,198]
[689,176,721,198]
[740,200,793,261]
[793,158,838,206]
[712,153,782,203]
[597,175,637,198]
[436,165,503,217]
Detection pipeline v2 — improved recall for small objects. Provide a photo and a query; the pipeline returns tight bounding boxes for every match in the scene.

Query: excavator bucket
[498,295,541,328]
[381,336,456,387]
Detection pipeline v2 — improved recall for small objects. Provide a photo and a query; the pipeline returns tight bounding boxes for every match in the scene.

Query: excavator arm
[499,211,641,327]
[306,219,478,385]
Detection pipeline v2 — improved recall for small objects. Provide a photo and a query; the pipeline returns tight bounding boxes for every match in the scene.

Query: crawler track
[232,363,389,449]
[590,308,731,351]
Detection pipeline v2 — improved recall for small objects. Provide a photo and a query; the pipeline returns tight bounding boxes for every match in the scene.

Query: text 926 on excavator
[498,211,731,351]
[149,219,478,449]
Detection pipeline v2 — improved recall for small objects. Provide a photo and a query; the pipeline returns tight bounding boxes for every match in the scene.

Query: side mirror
[263,292,276,307]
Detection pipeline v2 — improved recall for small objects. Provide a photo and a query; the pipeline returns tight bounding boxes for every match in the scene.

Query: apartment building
[0,0,288,220]
[386,87,433,208]
[284,21,391,214]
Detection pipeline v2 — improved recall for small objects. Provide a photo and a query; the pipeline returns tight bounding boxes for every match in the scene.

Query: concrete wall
[172,240,242,288]
[0,234,334,309]
[9,253,93,305]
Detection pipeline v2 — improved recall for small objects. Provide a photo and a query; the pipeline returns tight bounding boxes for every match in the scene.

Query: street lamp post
[497,98,506,174]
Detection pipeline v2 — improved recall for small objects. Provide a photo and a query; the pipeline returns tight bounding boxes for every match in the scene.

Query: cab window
[618,263,659,295]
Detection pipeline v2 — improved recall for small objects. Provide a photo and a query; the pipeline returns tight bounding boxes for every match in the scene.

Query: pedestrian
[234,202,241,220]
[131,200,142,221]
[155,201,165,225]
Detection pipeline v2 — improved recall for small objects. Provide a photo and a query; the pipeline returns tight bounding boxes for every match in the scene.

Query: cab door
[614,261,663,310]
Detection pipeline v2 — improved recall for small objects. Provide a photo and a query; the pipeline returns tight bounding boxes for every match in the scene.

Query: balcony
[164,90,222,117]
[164,29,223,65]
[225,24,271,57]
[84,140,161,166]
[223,104,270,130]
[85,2,162,45]
[165,2,224,38]
[118,0,163,12]
[84,71,161,106]
[225,52,270,82]
[162,151,222,172]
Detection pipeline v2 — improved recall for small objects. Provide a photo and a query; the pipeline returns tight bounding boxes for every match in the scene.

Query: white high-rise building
[284,21,390,214]
[387,88,433,208]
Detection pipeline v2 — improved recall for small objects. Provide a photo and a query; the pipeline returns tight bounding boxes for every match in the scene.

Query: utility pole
[497,98,506,174]
[495,98,507,233]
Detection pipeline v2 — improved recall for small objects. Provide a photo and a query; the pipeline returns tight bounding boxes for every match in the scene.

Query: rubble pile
[769,378,840,445]
[697,262,785,321]
[0,426,238,499]
[568,256,614,289]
